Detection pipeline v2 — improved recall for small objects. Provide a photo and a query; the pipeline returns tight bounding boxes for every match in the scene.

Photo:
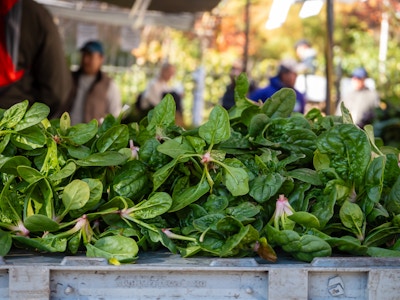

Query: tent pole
[243,0,250,73]
[325,0,335,115]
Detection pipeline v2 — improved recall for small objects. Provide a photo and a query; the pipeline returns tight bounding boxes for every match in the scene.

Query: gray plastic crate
[1,252,400,300]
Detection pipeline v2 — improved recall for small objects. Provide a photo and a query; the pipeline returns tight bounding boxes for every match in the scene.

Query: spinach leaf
[15,102,50,131]
[96,124,129,152]
[86,235,138,263]
[339,200,365,240]
[260,88,296,118]
[316,124,371,187]
[199,105,230,146]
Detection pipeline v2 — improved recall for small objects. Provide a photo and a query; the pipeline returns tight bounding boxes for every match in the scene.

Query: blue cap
[80,40,104,55]
[352,67,368,79]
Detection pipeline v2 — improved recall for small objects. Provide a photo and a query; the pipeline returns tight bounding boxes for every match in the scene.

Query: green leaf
[203,194,229,213]
[86,235,139,263]
[14,102,50,131]
[249,173,285,203]
[139,137,170,169]
[152,158,179,191]
[288,211,320,229]
[261,88,296,118]
[70,178,104,217]
[326,235,368,256]
[96,124,129,153]
[287,168,323,186]
[291,235,332,262]
[316,124,371,186]
[130,192,172,219]
[40,138,59,175]
[199,105,230,145]
[311,193,336,229]
[0,229,12,256]
[339,102,355,124]
[147,94,176,133]
[226,202,260,222]
[75,151,128,167]
[367,247,400,257]
[386,176,400,215]
[223,162,249,196]
[248,114,269,138]
[360,155,385,215]
[17,165,44,184]
[186,136,206,154]
[0,100,28,128]
[169,179,210,212]
[66,145,91,159]
[62,179,90,211]
[48,162,76,182]
[228,74,258,119]
[24,214,60,232]
[193,213,225,231]
[157,136,196,158]
[59,112,71,135]
[112,160,149,200]
[66,119,98,145]
[0,156,31,176]
[340,200,364,238]
[220,224,259,257]
[0,133,11,154]
[13,235,67,252]
[11,125,46,150]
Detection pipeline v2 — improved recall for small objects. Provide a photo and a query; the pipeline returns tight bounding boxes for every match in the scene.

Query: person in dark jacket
[0,0,72,117]
[221,64,242,110]
[248,59,306,113]
[62,40,121,125]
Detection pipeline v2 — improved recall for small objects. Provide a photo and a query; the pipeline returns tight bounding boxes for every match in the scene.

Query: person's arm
[30,2,72,117]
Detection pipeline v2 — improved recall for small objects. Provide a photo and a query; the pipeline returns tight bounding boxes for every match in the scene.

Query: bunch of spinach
[0,73,399,264]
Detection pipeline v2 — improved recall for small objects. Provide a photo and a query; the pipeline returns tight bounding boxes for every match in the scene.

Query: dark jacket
[248,76,305,113]
[0,0,72,117]
[62,69,112,123]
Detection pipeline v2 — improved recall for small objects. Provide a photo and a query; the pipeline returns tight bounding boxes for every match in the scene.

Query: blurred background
[38,0,400,143]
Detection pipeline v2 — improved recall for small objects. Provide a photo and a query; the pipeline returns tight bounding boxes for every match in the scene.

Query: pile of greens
[0,74,399,264]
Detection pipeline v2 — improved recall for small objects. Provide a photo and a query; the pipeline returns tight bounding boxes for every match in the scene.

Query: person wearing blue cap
[335,67,380,127]
[62,40,121,125]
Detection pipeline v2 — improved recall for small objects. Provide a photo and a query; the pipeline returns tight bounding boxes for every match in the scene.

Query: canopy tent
[38,0,222,31]
[98,0,222,13]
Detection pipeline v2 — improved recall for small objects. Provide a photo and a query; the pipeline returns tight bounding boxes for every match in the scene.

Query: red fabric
[0,0,19,15]
[0,0,24,87]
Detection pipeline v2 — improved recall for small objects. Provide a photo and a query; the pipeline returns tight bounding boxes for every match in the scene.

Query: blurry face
[230,66,242,80]
[160,65,175,81]
[281,71,297,88]
[296,44,307,60]
[351,77,365,91]
[81,51,104,75]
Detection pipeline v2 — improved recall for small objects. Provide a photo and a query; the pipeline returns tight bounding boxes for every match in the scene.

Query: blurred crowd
[0,0,382,130]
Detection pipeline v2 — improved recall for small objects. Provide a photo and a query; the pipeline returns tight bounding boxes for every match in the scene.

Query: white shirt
[141,77,172,110]
[70,74,96,125]
[336,87,380,126]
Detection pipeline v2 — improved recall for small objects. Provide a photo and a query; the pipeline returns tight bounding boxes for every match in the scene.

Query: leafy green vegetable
[0,77,399,264]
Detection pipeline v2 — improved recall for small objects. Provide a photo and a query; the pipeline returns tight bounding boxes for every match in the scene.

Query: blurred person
[63,40,121,125]
[139,62,184,126]
[335,67,380,127]
[221,63,242,110]
[295,39,317,75]
[248,59,306,113]
[0,0,72,117]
